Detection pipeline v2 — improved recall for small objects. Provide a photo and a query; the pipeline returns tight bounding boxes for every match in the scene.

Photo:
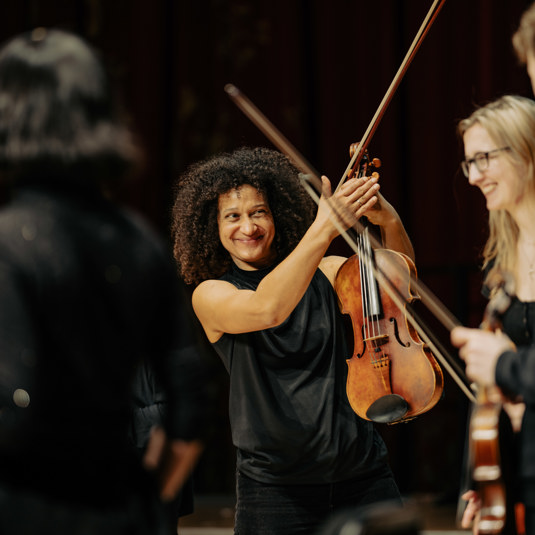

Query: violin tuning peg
[372,158,382,168]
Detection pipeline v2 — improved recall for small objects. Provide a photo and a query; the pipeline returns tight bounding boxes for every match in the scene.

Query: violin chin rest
[366,394,408,424]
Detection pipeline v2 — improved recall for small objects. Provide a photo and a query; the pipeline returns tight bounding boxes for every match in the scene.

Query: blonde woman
[451,95,535,533]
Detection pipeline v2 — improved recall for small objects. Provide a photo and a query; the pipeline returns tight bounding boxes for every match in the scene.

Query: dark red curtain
[0,0,531,498]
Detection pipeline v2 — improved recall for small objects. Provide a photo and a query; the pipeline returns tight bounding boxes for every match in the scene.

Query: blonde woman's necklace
[519,238,535,277]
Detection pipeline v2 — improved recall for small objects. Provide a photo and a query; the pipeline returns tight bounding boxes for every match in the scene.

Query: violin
[334,146,443,424]
[467,389,508,534]
[461,276,517,534]
[225,3,474,414]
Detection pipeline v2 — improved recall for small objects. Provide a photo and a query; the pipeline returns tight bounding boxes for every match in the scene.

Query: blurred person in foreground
[0,27,206,535]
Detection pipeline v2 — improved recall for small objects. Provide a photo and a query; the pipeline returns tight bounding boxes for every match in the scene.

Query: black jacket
[0,181,205,511]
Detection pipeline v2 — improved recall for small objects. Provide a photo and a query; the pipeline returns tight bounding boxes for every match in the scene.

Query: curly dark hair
[171,147,316,286]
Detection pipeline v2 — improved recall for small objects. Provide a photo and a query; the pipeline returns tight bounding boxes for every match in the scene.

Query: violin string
[357,235,370,346]
[358,161,381,357]
[359,233,380,367]
[363,229,380,350]
[359,230,378,363]
[357,234,373,364]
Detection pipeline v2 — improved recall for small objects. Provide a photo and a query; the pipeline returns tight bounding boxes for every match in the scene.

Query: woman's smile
[463,124,525,212]
[218,184,277,270]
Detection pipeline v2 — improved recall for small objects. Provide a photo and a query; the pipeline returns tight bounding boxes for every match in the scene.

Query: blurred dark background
[1,0,532,504]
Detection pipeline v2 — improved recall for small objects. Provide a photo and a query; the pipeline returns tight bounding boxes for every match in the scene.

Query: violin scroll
[480,271,515,333]
[347,143,381,180]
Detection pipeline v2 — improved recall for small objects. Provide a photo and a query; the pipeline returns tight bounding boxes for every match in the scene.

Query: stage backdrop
[0,0,532,500]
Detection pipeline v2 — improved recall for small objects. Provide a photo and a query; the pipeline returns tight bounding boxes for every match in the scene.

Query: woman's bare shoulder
[319,255,348,285]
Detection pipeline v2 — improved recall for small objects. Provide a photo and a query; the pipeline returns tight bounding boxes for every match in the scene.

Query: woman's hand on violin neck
[364,192,399,227]
[340,174,380,219]
[360,190,415,261]
[315,174,379,239]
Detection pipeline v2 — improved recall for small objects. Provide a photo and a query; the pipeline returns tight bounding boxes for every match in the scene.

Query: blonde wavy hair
[457,95,535,288]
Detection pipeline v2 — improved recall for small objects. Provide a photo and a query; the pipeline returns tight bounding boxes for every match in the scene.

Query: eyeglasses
[460,147,510,178]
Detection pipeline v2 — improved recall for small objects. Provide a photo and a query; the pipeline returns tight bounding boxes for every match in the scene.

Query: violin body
[460,277,519,534]
[462,384,521,534]
[468,386,507,534]
[335,249,443,424]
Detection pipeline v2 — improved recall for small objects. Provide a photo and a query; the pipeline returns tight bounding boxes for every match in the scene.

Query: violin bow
[225,83,474,403]
[336,0,446,192]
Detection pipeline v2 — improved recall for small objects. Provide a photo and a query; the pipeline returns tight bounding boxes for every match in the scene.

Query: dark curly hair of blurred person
[171,146,317,286]
[0,28,140,192]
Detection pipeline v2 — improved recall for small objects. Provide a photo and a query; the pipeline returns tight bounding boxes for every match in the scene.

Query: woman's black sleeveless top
[213,262,389,485]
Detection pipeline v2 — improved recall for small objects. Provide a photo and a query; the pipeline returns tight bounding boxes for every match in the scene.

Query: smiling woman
[217,185,276,270]
[462,125,524,213]
[171,146,417,535]
[452,94,535,534]
[458,95,535,287]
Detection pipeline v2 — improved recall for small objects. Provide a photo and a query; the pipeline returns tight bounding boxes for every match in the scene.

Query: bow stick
[224,83,475,403]
[337,0,446,191]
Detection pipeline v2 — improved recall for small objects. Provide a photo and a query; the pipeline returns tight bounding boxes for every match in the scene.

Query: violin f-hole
[389,317,411,348]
